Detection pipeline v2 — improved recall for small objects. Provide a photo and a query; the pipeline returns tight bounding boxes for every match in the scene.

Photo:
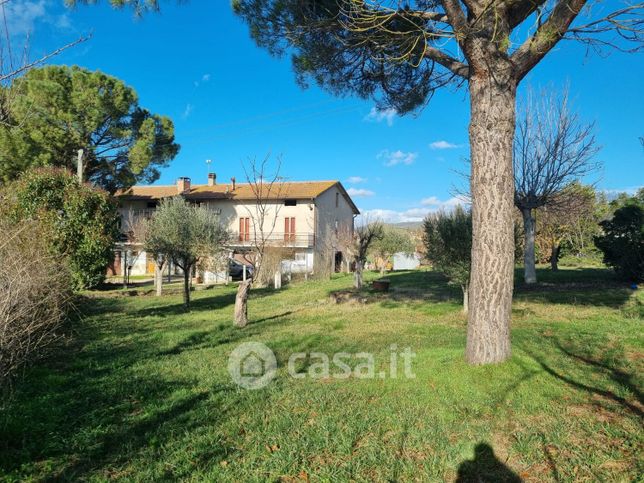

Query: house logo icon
[228,342,277,390]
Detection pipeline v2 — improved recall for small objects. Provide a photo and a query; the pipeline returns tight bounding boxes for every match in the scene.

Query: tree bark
[354,260,363,289]
[521,208,537,284]
[466,72,516,365]
[462,284,469,314]
[550,244,560,271]
[234,279,251,328]
[182,263,191,310]
[155,262,164,297]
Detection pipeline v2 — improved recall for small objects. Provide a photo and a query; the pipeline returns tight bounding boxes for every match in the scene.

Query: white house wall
[314,187,356,269]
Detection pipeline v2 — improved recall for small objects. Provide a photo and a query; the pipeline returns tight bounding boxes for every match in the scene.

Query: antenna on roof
[206,159,212,176]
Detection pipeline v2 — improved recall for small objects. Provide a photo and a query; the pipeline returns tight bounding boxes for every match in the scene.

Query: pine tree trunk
[466,72,516,365]
[522,208,537,284]
[234,279,251,328]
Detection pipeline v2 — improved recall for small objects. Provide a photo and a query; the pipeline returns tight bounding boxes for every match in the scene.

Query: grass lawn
[1,268,642,481]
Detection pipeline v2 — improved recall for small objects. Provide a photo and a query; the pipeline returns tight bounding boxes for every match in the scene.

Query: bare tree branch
[0,35,91,83]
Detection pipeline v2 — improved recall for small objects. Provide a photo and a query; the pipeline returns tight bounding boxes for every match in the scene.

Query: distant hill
[389,221,423,231]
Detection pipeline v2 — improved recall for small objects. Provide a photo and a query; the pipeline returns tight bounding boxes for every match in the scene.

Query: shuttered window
[284,217,295,242]
[239,217,250,241]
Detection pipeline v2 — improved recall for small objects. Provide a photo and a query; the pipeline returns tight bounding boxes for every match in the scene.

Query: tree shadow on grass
[330,269,634,310]
[0,298,252,479]
[513,267,633,309]
[456,443,522,482]
[521,338,643,419]
[129,284,280,318]
[0,359,238,480]
[157,310,298,357]
[327,270,463,307]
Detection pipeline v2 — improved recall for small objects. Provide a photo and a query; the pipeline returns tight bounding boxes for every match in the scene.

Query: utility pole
[77,149,84,183]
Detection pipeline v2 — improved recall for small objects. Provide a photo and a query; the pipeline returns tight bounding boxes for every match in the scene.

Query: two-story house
[111,174,359,279]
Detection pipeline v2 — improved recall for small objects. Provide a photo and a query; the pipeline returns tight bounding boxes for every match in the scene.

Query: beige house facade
[111,175,359,280]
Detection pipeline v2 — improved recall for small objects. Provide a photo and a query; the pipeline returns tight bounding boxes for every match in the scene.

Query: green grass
[1,268,642,481]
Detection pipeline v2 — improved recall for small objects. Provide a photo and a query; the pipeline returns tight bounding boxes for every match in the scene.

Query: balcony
[230,232,315,248]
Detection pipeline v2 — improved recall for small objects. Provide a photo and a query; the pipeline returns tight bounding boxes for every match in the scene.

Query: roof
[117,180,360,214]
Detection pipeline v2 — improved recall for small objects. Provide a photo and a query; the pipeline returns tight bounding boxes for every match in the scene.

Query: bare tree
[514,88,600,283]
[338,220,384,289]
[234,155,285,328]
[241,155,285,285]
[119,208,167,295]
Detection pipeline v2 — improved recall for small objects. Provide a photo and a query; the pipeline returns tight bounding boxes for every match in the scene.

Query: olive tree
[370,226,415,275]
[424,207,472,313]
[143,197,229,310]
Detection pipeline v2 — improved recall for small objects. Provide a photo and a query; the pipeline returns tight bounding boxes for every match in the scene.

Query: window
[146,201,158,209]
[284,217,296,242]
[335,192,340,208]
[239,217,250,241]
[284,199,297,206]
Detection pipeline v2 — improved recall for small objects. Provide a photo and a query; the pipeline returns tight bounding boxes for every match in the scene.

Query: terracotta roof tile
[117,180,359,213]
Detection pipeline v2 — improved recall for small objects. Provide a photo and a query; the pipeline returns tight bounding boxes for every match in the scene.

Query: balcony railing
[231,232,315,248]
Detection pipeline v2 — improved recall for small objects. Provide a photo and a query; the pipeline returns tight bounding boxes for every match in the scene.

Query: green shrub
[594,204,644,282]
[3,167,119,289]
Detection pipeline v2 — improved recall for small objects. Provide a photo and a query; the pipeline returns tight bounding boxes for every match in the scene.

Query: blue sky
[7,0,644,222]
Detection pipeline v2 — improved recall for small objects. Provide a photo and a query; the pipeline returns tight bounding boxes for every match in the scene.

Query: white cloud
[55,12,71,29]
[4,0,46,35]
[2,0,71,36]
[429,140,462,150]
[193,73,211,88]
[347,176,367,184]
[364,107,397,126]
[182,103,194,119]
[358,208,427,224]
[359,196,469,224]
[420,195,466,209]
[347,188,375,198]
[378,149,418,167]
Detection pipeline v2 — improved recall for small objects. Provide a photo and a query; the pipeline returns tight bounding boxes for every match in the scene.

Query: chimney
[231,176,236,191]
[177,177,191,193]
[208,173,217,186]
